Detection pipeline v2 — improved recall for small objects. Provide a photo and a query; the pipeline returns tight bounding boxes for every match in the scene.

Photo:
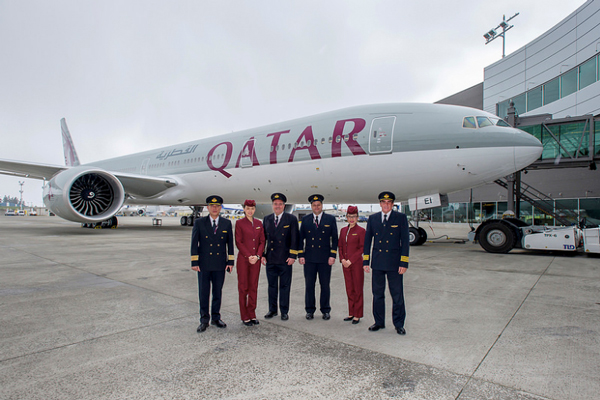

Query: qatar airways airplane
[0,103,542,243]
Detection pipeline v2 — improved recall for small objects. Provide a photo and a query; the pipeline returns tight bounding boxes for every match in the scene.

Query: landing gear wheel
[409,227,421,246]
[187,215,194,226]
[109,216,118,228]
[416,227,427,245]
[479,222,516,253]
[180,216,188,226]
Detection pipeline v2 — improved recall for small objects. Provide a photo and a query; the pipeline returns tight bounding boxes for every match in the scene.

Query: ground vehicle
[474,218,600,254]
[16,210,25,216]
[29,210,38,216]
[4,210,16,216]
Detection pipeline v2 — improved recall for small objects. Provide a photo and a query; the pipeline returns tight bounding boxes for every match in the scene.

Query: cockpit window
[476,117,493,128]
[462,117,476,129]
[495,118,511,127]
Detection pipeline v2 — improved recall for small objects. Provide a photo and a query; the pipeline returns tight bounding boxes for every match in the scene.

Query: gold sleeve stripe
[331,250,337,254]
[363,255,370,261]
[191,255,199,261]
[289,250,299,255]
[401,256,409,263]
[228,255,235,260]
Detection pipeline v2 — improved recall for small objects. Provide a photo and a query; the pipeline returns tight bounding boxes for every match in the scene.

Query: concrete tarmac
[0,216,598,400]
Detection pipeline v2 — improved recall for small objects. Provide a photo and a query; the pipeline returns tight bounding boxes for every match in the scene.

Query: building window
[579,56,597,90]
[512,93,526,116]
[561,68,578,98]
[527,86,543,111]
[544,77,560,105]
[497,99,510,119]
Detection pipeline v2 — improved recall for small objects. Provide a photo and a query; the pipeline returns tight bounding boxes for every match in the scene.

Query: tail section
[61,118,80,167]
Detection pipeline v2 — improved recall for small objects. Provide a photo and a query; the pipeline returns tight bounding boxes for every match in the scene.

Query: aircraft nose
[513,129,543,170]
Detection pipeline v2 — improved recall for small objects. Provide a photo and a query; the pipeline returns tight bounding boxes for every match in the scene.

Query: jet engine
[43,167,125,223]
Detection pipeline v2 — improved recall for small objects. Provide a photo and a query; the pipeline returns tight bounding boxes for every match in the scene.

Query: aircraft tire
[479,222,516,253]
[187,216,194,226]
[180,216,188,226]
[409,227,421,246]
[416,227,427,245]
[110,216,118,228]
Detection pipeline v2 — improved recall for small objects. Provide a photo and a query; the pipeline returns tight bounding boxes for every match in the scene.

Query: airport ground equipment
[475,217,600,254]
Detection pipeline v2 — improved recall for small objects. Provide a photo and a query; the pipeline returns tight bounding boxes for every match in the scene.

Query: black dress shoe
[368,324,385,331]
[197,323,209,332]
[281,313,289,321]
[264,311,278,319]
[352,318,360,325]
[306,312,314,320]
[396,327,406,335]
[343,316,353,322]
[251,319,259,325]
[322,312,331,320]
[211,319,227,328]
[243,320,253,326]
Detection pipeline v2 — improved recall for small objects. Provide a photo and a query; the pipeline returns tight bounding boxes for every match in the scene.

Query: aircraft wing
[0,158,177,198]
[0,158,66,179]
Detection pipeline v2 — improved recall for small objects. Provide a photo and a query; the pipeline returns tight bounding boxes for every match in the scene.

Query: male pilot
[363,191,410,335]
[261,193,299,321]
[299,194,338,320]
[191,195,235,332]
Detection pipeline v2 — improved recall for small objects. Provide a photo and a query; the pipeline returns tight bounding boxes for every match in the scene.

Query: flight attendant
[190,195,235,333]
[262,193,299,321]
[235,199,265,326]
[363,191,409,335]
[299,194,338,320]
[339,206,366,324]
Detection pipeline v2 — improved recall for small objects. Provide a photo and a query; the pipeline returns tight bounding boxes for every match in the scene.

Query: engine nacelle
[43,167,125,223]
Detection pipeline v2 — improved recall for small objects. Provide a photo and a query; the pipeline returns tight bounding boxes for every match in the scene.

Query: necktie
[383,214,388,226]
[212,219,217,234]
[275,215,279,227]
[315,216,319,227]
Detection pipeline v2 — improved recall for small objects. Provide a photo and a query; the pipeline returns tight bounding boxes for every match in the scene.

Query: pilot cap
[271,193,287,203]
[206,195,224,205]
[378,191,395,202]
[346,205,359,215]
[308,194,324,203]
[243,199,256,207]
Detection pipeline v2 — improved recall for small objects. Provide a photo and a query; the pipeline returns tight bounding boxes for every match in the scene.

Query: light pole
[483,13,519,58]
[18,181,24,210]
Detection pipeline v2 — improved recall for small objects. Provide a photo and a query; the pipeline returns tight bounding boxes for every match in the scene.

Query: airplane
[0,103,543,243]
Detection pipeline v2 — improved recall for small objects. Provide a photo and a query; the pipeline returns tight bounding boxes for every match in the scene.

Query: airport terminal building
[432,0,600,225]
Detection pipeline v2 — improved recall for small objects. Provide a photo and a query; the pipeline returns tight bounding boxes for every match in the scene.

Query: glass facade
[411,198,600,226]
[497,54,600,119]
[520,120,592,161]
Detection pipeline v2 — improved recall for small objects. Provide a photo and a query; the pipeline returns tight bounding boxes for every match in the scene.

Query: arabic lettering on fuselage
[156,144,199,161]
[205,118,368,178]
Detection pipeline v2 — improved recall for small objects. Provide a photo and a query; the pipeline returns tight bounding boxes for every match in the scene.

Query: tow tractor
[474,217,600,254]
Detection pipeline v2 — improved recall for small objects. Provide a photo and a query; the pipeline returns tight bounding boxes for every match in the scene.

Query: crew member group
[190,191,409,336]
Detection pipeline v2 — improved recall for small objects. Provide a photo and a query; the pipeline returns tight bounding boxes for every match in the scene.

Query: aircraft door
[369,116,396,154]
[140,158,149,175]
[240,138,256,168]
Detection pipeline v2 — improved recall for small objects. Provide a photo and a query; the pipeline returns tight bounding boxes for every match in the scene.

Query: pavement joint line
[0,312,197,364]
[454,257,556,400]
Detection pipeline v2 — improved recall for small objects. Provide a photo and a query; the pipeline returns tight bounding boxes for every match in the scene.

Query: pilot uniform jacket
[363,211,409,270]
[263,212,299,263]
[191,216,235,271]
[299,213,338,262]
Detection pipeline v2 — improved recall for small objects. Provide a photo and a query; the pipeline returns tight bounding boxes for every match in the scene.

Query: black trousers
[266,263,293,314]
[197,270,226,323]
[372,269,406,329]
[303,262,332,314]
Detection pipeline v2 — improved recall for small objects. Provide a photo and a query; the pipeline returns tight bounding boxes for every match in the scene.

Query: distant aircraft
[0,103,542,243]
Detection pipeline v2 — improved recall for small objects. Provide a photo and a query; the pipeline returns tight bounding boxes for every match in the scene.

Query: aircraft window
[353,134,358,140]
[476,117,493,128]
[463,117,476,129]
[490,117,511,127]
[270,146,274,152]
[294,142,298,149]
[329,137,332,143]
[344,135,349,142]
[288,143,291,149]
[336,136,341,143]
[307,140,311,146]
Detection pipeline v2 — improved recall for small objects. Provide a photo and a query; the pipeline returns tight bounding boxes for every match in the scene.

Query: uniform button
[386,250,388,252]
[210,244,212,246]
[210,252,212,255]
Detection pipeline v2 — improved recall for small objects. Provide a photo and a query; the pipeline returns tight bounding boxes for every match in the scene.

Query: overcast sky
[0,0,585,206]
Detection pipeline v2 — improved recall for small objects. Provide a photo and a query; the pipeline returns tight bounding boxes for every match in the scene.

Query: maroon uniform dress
[339,224,366,318]
[235,217,266,321]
